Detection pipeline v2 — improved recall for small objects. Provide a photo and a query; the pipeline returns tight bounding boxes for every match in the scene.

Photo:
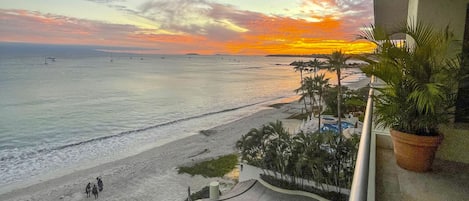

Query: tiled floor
[376,147,469,201]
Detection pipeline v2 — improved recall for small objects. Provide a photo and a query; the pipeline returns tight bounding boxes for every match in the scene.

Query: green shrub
[178,154,238,178]
[260,174,348,201]
[287,113,310,120]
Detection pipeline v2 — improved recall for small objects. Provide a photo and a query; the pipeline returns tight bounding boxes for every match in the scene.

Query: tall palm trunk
[318,91,322,129]
[337,69,342,134]
[310,93,316,115]
[327,50,348,134]
[300,71,308,112]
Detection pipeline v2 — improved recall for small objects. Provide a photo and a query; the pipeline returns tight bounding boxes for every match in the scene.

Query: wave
[0,97,285,162]
[244,66,263,69]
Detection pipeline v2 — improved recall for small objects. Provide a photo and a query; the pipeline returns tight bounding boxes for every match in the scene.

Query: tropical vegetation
[290,58,328,114]
[312,74,330,126]
[291,60,309,111]
[291,52,360,131]
[359,21,461,136]
[290,55,368,128]
[260,174,348,201]
[326,50,351,135]
[294,74,330,116]
[236,121,359,196]
[323,86,368,118]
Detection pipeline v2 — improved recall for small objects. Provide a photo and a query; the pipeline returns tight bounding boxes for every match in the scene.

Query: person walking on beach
[97,177,103,192]
[85,182,91,198]
[92,184,98,199]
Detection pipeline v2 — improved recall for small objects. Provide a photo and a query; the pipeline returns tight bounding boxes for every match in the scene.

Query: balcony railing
[349,76,376,201]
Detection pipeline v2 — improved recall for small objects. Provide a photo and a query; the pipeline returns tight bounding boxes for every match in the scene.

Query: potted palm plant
[359,21,461,172]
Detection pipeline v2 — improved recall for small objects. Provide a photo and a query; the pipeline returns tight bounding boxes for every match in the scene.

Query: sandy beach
[0,100,302,201]
[346,77,371,90]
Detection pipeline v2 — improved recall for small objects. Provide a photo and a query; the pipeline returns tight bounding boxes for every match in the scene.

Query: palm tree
[312,74,330,128]
[236,127,264,166]
[261,121,290,179]
[306,59,325,113]
[359,22,460,136]
[326,50,350,134]
[292,131,310,186]
[295,80,309,113]
[291,60,307,82]
[295,77,315,114]
[304,133,329,190]
[291,61,309,112]
[237,121,360,194]
[307,58,325,78]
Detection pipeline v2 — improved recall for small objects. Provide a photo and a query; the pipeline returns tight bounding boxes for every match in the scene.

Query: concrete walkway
[200,164,330,201]
[205,179,319,201]
[376,146,469,201]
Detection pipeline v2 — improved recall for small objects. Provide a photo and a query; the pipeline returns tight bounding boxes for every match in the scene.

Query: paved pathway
[376,147,469,201]
[199,164,332,201]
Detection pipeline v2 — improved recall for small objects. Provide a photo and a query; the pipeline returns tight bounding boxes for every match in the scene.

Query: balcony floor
[376,147,469,201]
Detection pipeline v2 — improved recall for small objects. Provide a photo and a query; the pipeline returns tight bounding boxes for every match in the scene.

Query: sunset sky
[0,0,376,55]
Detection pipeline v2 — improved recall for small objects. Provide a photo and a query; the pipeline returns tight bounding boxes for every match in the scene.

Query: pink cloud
[0,9,140,46]
[0,0,375,55]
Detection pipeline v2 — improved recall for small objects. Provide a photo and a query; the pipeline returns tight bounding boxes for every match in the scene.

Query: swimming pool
[320,122,355,133]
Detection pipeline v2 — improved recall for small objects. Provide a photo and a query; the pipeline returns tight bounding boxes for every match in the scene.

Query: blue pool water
[320,122,355,133]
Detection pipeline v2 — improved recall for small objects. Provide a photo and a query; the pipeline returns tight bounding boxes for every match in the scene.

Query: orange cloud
[221,14,375,55]
[0,7,375,55]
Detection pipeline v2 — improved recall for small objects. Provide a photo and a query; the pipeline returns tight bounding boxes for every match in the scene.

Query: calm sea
[0,43,365,189]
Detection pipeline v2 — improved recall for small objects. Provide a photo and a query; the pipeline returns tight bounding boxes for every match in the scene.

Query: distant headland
[265,54,329,58]
[265,53,370,58]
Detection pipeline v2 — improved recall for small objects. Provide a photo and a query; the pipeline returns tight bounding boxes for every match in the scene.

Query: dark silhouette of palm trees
[307,58,324,78]
[326,50,350,134]
[295,74,330,121]
[295,77,314,114]
[291,61,309,112]
[292,59,326,115]
[312,74,330,128]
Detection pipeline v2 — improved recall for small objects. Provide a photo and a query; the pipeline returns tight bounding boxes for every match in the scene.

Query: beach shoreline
[0,98,303,201]
[0,77,370,201]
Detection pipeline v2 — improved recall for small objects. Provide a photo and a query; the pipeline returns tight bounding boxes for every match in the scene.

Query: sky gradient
[0,0,376,55]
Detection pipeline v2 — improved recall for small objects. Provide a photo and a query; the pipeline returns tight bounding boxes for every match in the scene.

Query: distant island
[186,53,199,55]
[266,54,329,58]
[266,53,371,58]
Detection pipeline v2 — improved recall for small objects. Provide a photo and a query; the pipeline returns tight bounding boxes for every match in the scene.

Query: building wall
[407,0,469,51]
[374,0,408,37]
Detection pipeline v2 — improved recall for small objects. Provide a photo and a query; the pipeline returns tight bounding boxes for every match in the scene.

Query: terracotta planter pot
[390,129,443,172]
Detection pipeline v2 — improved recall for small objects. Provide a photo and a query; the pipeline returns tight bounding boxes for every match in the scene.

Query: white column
[209,181,219,200]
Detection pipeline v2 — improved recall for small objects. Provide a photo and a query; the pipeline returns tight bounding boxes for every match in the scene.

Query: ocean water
[0,43,366,190]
